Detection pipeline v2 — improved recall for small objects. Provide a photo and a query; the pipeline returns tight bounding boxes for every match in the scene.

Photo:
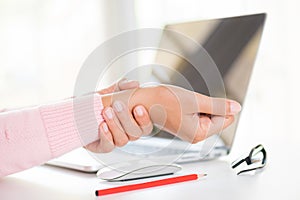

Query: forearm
[0,94,103,177]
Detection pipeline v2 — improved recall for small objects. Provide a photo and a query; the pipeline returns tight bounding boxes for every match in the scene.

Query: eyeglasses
[231,144,267,175]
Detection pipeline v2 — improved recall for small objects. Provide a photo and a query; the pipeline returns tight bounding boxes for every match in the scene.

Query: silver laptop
[47,13,266,172]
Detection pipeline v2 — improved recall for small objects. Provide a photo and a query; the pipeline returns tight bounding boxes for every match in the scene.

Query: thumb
[98,78,140,95]
[118,78,140,91]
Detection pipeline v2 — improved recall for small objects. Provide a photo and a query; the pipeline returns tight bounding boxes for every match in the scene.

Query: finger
[195,93,241,115]
[85,123,114,153]
[191,115,234,144]
[207,115,234,136]
[98,84,118,95]
[103,107,129,147]
[133,105,153,136]
[98,123,115,153]
[118,79,140,91]
[190,115,211,144]
[112,101,143,140]
[98,78,139,95]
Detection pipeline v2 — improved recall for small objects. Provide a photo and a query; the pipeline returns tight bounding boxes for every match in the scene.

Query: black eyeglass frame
[231,144,267,175]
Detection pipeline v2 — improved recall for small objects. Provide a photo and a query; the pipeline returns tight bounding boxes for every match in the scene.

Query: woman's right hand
[102,84,242,144]
[85,79,153,153]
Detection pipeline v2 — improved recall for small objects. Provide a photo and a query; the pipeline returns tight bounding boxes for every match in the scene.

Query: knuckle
[191,132,206,144]
[94,148,103,153]
[102,145,115,153]
[115,137,129,147]
[128,135,139,141]
[98,139,114,153]
[227,116,235,124]
[100,146,115,153]
[127,128,143,139]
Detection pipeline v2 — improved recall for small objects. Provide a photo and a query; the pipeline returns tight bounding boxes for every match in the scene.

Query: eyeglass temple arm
[232,158,245,169]
[232,154,254,168]
[237,165,265,175]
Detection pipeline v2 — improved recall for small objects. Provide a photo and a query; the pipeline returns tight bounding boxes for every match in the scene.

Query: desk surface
[1,141,299,200]
[1,100,300,200]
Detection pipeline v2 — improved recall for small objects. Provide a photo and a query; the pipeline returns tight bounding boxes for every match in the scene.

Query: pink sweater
[0,94,104,177]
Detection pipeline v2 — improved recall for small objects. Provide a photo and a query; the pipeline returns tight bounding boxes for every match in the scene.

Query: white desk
[0,138,299,200]
[1,102,300,200]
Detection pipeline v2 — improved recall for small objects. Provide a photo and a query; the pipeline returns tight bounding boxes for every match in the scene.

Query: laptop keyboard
[120,143,200,155]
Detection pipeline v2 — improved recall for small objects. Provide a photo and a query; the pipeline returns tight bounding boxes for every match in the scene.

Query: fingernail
[230,101,242,114]
[105,108,113,119]
[135,106,144,117]
[113,101,123,112]
[102,123,109,133]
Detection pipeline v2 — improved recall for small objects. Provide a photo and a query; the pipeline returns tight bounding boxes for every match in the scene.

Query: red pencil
[95,173,207,196]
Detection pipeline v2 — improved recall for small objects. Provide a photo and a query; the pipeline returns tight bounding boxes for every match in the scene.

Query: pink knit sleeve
[0,94,104,177]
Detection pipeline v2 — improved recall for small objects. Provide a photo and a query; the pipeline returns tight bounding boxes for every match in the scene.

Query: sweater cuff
[39,94,104,158]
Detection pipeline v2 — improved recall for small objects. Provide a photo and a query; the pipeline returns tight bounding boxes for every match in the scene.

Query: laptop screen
[152,13,266,149]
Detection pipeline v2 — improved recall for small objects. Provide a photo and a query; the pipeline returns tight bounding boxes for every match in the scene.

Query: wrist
[100,85,172,130]
[100,86,161,110]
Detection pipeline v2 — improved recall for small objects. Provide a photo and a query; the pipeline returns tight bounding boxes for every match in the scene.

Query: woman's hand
[85,79,153,153]
[101,84,242,144]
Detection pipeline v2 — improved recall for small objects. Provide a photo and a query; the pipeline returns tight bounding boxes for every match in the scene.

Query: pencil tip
[197,173,207,177]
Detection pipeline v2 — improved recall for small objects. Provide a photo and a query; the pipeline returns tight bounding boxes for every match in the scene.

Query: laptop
[47,13,266,172]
